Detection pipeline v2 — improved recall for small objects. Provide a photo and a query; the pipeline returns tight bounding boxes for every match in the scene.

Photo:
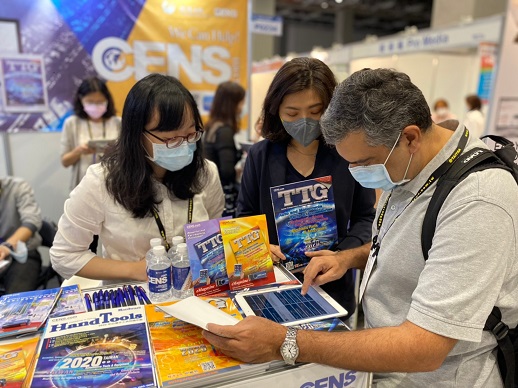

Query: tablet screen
[240,287,340,324]
[88,139,112,150]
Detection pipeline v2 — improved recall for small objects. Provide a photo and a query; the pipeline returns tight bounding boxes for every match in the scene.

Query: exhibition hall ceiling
[276,0,433,36]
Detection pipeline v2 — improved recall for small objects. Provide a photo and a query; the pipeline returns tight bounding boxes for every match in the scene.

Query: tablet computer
[234,284,348,326]
[87,139,114,152]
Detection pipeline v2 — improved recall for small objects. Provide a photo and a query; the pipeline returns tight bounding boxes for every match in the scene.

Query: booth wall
[350,52,480,121]
[6,132,69,224]
[250,71,277,139]
[0,135,8,177]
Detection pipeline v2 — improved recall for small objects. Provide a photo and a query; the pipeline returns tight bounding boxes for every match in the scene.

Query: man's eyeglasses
[144,129,203,149]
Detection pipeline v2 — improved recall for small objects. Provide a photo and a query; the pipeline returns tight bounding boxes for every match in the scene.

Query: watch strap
[286,327,298,340]
[281,327,299,365]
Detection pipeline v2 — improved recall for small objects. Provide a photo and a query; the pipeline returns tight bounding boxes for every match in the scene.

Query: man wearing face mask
[204,69,518,388]
[237,58,376,317]
[61,77,121,191]
[51,74,224,285]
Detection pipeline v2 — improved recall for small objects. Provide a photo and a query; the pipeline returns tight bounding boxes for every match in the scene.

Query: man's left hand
[203,316,286,363]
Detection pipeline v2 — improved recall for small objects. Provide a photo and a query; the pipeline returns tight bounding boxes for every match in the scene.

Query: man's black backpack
[421,134,518,388]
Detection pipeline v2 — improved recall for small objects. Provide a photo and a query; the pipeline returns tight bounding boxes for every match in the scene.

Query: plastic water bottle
[171,243,193,299]
[147,245,172,302]
[167,235,184,261]
[146,238,163,261]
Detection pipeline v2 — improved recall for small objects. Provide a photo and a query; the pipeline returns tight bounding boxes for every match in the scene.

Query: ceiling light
[335,0,343,3]
[321,2,329,9]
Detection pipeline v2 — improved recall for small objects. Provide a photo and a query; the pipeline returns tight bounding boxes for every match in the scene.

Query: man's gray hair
[321,68,432,147]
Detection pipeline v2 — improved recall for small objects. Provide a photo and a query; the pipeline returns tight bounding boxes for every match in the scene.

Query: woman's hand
[132,258,148,282]
[269,244,286,264]
[75,143,95,155]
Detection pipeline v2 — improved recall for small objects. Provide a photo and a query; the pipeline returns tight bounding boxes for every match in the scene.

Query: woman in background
[464,94,485,138]
[203,81,246,217]
[431,98,456,123]
[60,77,120,191]
[237,58,376,316]
[51,74,224,283]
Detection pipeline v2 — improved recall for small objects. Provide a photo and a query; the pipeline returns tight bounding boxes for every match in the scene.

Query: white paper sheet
[156,296,239,331]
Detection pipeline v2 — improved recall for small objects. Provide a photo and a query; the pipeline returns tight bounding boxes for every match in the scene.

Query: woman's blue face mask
[348,132,413,192]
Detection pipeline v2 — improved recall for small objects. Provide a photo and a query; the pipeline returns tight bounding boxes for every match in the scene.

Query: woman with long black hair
[51,74,224,283]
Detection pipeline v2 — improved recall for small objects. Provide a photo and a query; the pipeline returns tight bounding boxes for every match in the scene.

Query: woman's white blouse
[50,161,225,279]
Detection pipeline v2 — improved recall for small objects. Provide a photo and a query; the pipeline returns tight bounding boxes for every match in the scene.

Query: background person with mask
[60,76,121,191]
[50,74,224,283]
[431,98,456,123]
[203,81,246,217]
[237,57,376,315]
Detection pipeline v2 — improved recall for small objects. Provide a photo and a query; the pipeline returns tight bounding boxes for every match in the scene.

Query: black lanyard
[375,128,469,238]
[151,197,193,251]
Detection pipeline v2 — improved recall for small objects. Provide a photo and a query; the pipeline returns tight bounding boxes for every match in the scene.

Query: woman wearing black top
[237,58,376,317]
[203,81,246,217]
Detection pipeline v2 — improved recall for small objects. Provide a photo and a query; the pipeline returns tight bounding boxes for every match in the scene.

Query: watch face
[281,341,299,363]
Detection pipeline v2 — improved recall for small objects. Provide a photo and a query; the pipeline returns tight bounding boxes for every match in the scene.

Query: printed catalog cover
[29,305,156,388]
[220,215,275,291]
[0,335,39,388]
[184,217,231,296]
[49,284,86,318]
[0,288,61,338]
[146,297,264,387]
[270,175,338,272]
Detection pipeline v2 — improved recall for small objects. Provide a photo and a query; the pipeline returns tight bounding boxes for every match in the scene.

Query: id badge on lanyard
[359,237,379,303]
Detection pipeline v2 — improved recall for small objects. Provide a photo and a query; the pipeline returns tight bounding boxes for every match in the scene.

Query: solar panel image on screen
[242,287,338,324]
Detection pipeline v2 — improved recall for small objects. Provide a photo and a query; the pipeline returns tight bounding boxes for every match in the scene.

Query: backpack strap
[421,147,516,387]
[481,135,518,186]
[484,306,516,388]
[421,147,504,261]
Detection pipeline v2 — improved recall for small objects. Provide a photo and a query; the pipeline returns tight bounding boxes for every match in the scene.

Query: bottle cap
[177,242,188,253]
[152,245,166,255]
[172,236,184,245]
[150,238,162,247]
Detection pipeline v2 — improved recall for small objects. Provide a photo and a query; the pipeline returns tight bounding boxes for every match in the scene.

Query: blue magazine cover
[29,305,156,388]
[185,217,231,296]
[0,54,49,112]
[0,287,61,338]
[270,176,338,272]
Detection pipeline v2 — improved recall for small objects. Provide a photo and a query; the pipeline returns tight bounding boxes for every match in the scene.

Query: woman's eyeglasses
[144,129,203,148]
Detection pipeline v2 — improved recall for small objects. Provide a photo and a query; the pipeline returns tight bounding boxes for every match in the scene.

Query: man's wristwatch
[280,327,299,365]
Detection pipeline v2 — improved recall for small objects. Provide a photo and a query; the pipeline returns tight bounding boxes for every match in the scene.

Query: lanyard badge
[359,235,380,303]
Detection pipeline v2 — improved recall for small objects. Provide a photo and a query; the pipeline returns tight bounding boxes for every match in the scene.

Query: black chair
[36,220,63,289]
